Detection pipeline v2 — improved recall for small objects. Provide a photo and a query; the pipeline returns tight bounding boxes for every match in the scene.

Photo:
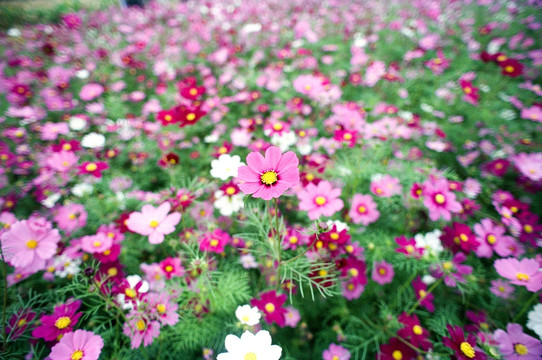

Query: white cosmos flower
[210,154,244,181]
[42,193,61,208]
[214,192,244,216]
[72,183,93,197]
[81,132,105,148]
[527,303,542,339]
[76,69,90,79]
[415,229,443,258]
[69,116,87,131]
[235,305,261,326]
[217,330,282,360]
[270,131,296,152]
[7,28,21,37]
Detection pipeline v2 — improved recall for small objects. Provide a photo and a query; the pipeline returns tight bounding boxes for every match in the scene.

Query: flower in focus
[49,329,104,360]
[126,202,181,244]
[237,146,300,200]
[443,324,487,360]
[251,290,287,327]
[494,258,542,292]
[216,330,282,360]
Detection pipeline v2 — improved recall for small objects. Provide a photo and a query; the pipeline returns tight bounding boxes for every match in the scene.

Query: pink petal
[149,232,164,244]
[276,151,299,172]
[237,165,259,183]
[238,182,262,195]
[264,146,282,169]
[246,152,267,173]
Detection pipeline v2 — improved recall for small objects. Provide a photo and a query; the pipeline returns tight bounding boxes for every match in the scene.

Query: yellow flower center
[157,304,166,313]
[459,234,468,242]
[330,232,339,240]
[18,319,27,327]
[244,353,257,360]
[434,194,445,204]
[515,343,528,355]
[69,214,77,220]
[260,171,278,185]
[358,206,366,214]
[226,187,236,195]
[186,113,196,121]
[93,241,102,248]
[487,235,496,244]
[189,88,198,96]
[289,236,298,244]
[343,133,352,140]
[125,288,137,298]
[149,220,159,228]
[26,240,38,249]
[524,225,533,233]
[103,249,111,256]
[164,114,172,121]
[378,268,386,275]
[392,350,403,360]
[418,290,427,298]
[71,350,84,360]
[464,87,472,94]
[405,245,414,253]
[497,55,507,62]
[165,265,173,272]
[516,273,530,281]
[210,239,219,247]
[460,342,475,358]
[55,316,71,329]
[329,243,338,251]
[349,268,359,277]
[315,196,327,206]
[443,261,453,271]
[319,270,328,277]
[85,163,97,172]
[306,173,314,181]
[136,320,146,331]
[332,356,340,360]
[108,267,118,277]
[505,66,514,73]
[242,315,250,322]
[413,325,423,335]
[265,303,275,313]
[273,123,283,131]
[62,143,72,150]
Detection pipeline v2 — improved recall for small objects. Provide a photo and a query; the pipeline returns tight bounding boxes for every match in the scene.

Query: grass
[0,0,118,29]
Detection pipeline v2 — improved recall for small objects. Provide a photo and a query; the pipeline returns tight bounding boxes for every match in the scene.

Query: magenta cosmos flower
[32,299,82,341]
[49,329,104,360]
[236,146,300,200]
[348,193,380,226]
[251,290,287,327]
[494,257,542,292]
[372,260,395,285]
[126,202,181,244]
[297,181,344,220]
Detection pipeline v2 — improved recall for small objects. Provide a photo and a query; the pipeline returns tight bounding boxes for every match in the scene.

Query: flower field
[1,0,541,359]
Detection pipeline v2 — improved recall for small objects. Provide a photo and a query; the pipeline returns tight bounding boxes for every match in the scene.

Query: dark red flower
[499,59,523,77]
[442,324,487,360]
[379,337,418,360]
[397,313,432,351]
[412,277,434,312]
[440,222,479,254]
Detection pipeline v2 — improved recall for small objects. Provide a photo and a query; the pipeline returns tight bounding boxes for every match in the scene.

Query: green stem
[274,198,282,291]
[407,278,442,315]
[513,291,539,322]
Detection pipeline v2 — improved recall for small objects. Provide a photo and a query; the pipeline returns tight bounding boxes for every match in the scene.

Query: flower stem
[0,244,8,351]
[407,278,442,315]
[513,291,539,322]
[274,198,282,291]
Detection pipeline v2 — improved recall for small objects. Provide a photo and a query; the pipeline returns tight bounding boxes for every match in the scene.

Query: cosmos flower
[443,324,487,360]
[494,258,542,292]
[323,343,351,360]
[237,146,300,200]
[297,181,344,220]
[422,179,462,221]
[348,194,380,226]
[217,330,282,360]
[251,291,287,327]
[235,305,261,326]
[494,323,542,360]
[210,154,245,181]
[126,202,181,244]
[49,330,104,360]
[32,299,82,341]
[371,260,394,285]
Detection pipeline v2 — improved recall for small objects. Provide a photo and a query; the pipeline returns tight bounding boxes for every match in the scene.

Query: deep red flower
[158,153,180,167]
[379,337,417,360]
[397,313,432,351]
[499,59,523,77]
[78,161,109,178]
[443,324,487,360]
[412,277,434,312]
[440,222,479,254]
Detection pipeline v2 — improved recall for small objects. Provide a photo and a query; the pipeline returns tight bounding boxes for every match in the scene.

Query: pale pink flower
[348,194,380,226]
[81,233,112,254]
[422,179,462,221]
[370,175,402,198]
[49,330,103,360]
[126,202,181,244]
[297,181,344,220]
[79,83,104,102]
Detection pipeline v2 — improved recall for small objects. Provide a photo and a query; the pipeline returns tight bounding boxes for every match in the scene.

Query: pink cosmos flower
[323,343,351,360]
[123,313,161,349]
[372,261,395,285]
[370,175,402,198]
[1,219,60,272]
[47,151,79,172]
[521,105,542,123]
[494,323,542,360]
[348,194,380,226]
[422,179,462,221]
[81,233,112,254]
[341,280,365,300]
[236,146,300,200]
[54,204,87,234]
[78,161,109,178]
[49,330,104,360]
[297,181,344,220]
[512,152,542,181]
[284,306,301,328]
[32,299,82,341]
[199,229,231,253]
[126,202,181,244]
[490,279,514,299]
[79,83,104,102]
[145,292,179,326]
[494,258,542,292]
[159,257,185,279]
[473,219,515,258]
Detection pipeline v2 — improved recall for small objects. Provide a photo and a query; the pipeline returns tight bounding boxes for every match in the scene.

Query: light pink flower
[47,151,79,172]
[126,202,181,244]
[372,260,395,285]
[146,292,179,326]
[512,152,542,181]
[79,83,104,102]
[236,146,300,201]
[49,330,104,360]
[1,219,60,272]
[297,181,344,220]
[348,194,380,226]
[370,175,402,198]
[81,233,112,254]
[494,258,542,292]
[123,313,160,349]
[473,219,515,258]
[54,203,87,234]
